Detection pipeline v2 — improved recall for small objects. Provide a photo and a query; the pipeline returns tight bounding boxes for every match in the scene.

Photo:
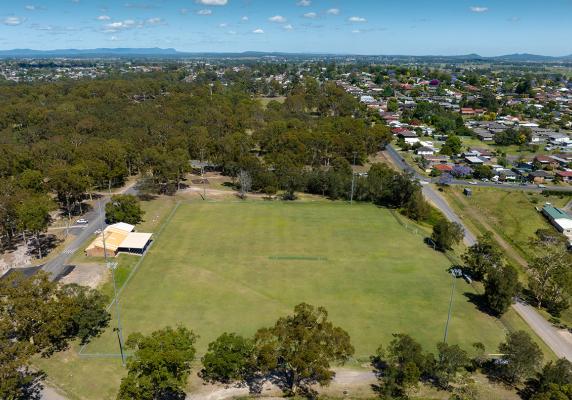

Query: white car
[468,181,478,185]
[76,218,89,225]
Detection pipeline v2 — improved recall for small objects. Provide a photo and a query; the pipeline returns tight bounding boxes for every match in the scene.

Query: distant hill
[0,47,182,57]
[0,48,570,62]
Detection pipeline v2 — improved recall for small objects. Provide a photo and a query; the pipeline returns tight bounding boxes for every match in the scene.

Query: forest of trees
[0,73,426,255]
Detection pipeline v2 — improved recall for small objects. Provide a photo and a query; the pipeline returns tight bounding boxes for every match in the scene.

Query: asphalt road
[385,145,572,193]
[385,145,572,362]
[41,183,137,280]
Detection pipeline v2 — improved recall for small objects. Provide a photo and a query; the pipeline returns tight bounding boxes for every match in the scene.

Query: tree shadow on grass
[463,292,499,317]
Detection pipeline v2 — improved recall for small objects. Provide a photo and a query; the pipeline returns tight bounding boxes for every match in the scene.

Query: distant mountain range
[0,48,570,62]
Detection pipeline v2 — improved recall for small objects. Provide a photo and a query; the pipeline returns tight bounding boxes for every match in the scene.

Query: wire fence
[78,201,182,359]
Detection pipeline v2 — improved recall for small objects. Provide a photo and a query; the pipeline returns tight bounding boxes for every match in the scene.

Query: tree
[15,195,55,258]
[528,244,572,315]
[472,165,493,180]
[0,272,110,398]
[484,264,520,316]
[59,284,111,345]
[440,135,462,156]
[117,326,197,400]
[105,194,144,225]
[531,384,572,400]
[498,330,542,384]
[237,170,252,199]
[536,359,572,393]
[371,334,433,398]
[254,303,354,397]
[200,333,256,385]
[387,98,399,112]
[451,165,473,178]
[462,232,504,281]
[431,220,464,251]
[435,342,469,388]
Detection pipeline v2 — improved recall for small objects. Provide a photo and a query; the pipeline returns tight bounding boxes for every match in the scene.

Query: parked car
[468,181,478,185]
[76,218,89,225]
[538,184,546,188]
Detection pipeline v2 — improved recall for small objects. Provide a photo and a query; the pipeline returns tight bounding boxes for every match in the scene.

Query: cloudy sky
[0,0,570,56]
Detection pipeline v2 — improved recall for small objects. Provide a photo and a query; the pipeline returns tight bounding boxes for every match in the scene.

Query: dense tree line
[114,302,567,400]
[0,74,396,253]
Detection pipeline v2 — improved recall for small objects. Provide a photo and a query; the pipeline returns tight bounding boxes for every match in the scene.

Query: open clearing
[40,200,510,399]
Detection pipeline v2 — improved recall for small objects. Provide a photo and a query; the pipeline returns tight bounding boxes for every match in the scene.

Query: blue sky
[0,0,570,56]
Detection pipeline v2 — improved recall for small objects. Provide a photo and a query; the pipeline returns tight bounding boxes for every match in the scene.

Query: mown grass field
[39,200,512,400]
[442,187,571,262]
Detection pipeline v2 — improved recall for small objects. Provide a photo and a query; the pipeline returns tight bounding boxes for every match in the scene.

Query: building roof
[543,204,572,221]
[555,219,572,230]
[86,222,150,253]
[434,164,453,171]
[535,155,556,163]
[119,233,153,249]
[109,222,135,232]
[465,156,484,164]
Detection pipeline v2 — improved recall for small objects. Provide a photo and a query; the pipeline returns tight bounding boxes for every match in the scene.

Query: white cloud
[218,22,228,28]
[252,28,264,34]
[283,24,293,30]
[303,12,317,18]
[470,6,489,13]
[227,30,236,34]
[104,19,137,32]
[348,16,366,22]
[180,8,189,14]
[196,9,212,15]
[196,0,227,5]
[25,5,36,11]
[3,17,25,26]
[296,0,311,6]
[146,17,163,25]
[97,15,111,20]
[326,8,340,15]
[109,35,119,41]
[352,29,360,33]
[269,15,286,23]
[241,16,248,21]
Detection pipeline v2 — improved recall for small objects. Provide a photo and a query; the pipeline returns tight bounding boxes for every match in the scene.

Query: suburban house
[464,156,485,165]
[416,146,435,156]
[397,130,420,144]
[556,170,572,183]
[433,164,453,173]
[534,155,560,170]
[529,169,553,183]
[476,130,494,142]
[85,222,152,258]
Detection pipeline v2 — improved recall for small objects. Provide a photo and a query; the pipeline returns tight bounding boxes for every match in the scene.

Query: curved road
[385,144,572,361]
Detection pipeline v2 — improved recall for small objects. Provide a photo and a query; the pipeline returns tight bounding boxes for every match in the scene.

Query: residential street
[384,145,572,362]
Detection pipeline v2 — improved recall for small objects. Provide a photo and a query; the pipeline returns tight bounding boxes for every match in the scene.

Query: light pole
[108,261,126,366]
[350,152,357,205]
[98,201,126,366]
[443,271,456,343]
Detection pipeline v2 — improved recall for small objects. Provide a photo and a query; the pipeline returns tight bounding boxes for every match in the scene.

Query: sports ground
[40,200,511,399]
